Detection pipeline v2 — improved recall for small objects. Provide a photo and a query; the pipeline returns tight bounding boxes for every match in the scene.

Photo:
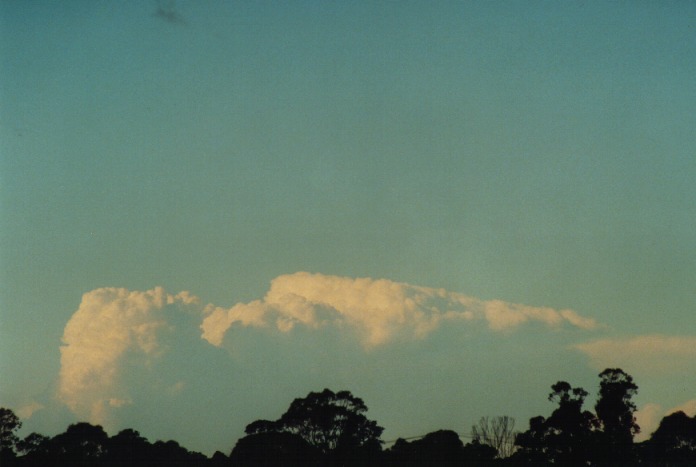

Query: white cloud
[576,335,696,442]
[200,301,268,346]
[559,309,600,330]
[55,274,598,444]
[635,399,696,442]
[635,403,665,442]
[16,401,44,420]
[58,287,197,424]
[201,272,598,348]
[47,274,618,455]
[572,335,696,373]
[670,399,696,417]
[108,398,132,408]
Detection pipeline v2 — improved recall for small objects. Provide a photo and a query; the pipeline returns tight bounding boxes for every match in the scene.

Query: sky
[1,0,695,456]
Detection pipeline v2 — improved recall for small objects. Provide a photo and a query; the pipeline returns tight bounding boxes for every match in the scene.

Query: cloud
[16,401,44,420]
[671,400,696,417]
[58,287,198,425]
[50,274,605,454]
[576,335,696,442]
[559,309,600,330]
[634,403,665,442]
[572,335,696,374]
[635,399,696,442]
[201,272,598,348]
[58,274,597,423]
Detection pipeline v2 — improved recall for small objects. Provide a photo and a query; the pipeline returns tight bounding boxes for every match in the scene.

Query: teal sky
[1,0,695,456]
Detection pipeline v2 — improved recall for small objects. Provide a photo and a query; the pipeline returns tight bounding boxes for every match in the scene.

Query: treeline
[1,368,695,466]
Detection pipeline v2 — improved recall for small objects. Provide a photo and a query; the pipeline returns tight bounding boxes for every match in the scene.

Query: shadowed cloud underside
[58,272,598,424]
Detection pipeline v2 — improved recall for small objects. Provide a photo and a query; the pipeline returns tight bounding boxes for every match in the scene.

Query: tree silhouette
[594,368,639,464]
[514,381,598,465]
[102,428,150,467]
[15,432,51,466]
[0,408,22,466]
[240,389,383,466]
[148,439,209,466]
[0,408,21,450]
[0,370,664,465]
[385,430,497,467]
[10,421,212,467]
[16,432,50,456]
[49,422,109,466]
[245,389,383,454]
[642,410,696,466]
[460,439,498,465]
[386,430,464,467]
[471,415,517,458]
[210,450,231,467]
[230,431,319,467]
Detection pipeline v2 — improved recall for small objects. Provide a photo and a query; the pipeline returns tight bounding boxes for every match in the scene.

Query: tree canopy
[1,371,694,466]
[641,410,696,465]
[0,407,22,454]
[385,429,496,467]
[243,388,383,454]
[513,381,598,465]
[594,368,640,463]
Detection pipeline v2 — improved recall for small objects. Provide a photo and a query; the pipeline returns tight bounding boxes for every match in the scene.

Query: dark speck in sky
[155,0,185,25]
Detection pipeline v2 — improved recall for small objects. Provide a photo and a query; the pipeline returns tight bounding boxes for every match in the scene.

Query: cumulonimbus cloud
[572,335,696,373]
[16,401,44,420]
[575,335,696,441]
[200,272,598,348]
[58,287,198,424]
[635,399,696,442]
[671,400,696,417]
[57,274,598,424]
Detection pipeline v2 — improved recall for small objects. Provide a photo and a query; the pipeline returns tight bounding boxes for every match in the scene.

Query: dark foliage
[0,408,22,451]
[385,429,497,467]
[513,368,643,466]
[238,388,384,466]
[640,410,696,466]
[513,382,598,466]
[2,372,694,466]
[594,368,640,464]
[230,432,320,467]
[472,415,518,458]
[7,419,217,467]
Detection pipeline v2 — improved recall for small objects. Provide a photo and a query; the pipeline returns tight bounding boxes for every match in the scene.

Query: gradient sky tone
[1,0,695,456]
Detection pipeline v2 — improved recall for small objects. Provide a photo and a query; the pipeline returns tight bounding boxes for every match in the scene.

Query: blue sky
[1,0,695,456]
